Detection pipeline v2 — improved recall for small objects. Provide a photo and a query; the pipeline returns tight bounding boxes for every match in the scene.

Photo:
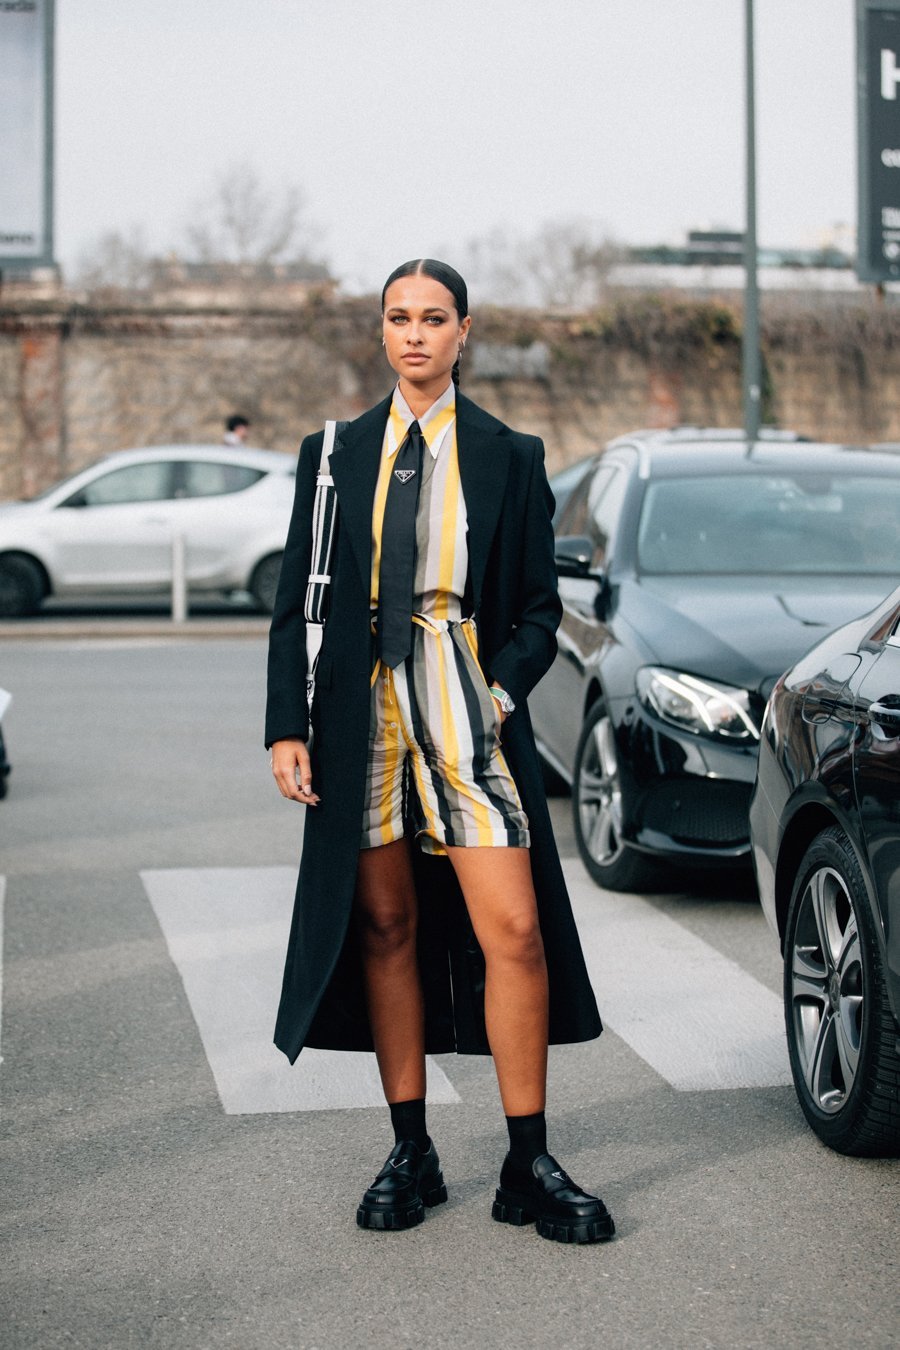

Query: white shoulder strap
[318,420,338,484]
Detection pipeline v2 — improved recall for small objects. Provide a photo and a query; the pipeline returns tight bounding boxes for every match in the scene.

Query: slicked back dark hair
[381,258,469,387]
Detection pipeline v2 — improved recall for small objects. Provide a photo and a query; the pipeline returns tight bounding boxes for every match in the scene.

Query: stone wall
[1,290,899,498]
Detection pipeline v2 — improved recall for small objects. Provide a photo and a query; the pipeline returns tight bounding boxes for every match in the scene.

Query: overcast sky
[57,0,855,293]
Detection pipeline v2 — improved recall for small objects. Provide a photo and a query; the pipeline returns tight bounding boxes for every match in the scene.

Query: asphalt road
[1,637,897,1350]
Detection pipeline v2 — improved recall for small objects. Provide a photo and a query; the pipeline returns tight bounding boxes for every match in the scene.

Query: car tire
[0,554,45,618]
[572,697,658,893]
[250,553,283,614]
[784,826,900,1157]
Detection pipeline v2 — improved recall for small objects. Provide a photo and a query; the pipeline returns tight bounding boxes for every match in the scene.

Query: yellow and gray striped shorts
[361,616,530,854]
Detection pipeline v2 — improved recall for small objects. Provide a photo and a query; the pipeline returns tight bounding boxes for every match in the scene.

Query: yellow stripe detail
[377,669,403,846]
[433,427,461,621]
[461,616,481,666]
[434,629,493,847]
[421,402,456,453]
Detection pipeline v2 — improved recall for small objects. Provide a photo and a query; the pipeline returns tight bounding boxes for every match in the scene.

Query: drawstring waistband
[370,613,477,684]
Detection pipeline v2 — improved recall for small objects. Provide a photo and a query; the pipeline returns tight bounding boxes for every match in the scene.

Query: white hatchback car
[0,445,297,616]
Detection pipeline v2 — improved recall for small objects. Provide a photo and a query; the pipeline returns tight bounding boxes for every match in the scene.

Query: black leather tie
[377,420,425,668]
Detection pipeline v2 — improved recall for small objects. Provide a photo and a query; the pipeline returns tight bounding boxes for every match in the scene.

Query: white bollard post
[171,532,187,623]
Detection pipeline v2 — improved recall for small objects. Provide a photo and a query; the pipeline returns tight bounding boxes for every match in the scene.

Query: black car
[529,429,900,891]
[749,585,900,1156]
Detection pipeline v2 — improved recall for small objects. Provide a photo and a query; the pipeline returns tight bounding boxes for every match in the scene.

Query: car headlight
[636,667,759,742]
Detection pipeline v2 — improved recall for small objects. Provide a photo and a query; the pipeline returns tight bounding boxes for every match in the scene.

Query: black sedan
[530,429,900,891]
[749,586,900,1155]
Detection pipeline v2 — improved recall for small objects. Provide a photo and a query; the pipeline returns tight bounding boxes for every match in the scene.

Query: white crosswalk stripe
[140,867,461,1114]
[141,862,792,1112]
[0,876,5,1071]
[564,859,792,1090]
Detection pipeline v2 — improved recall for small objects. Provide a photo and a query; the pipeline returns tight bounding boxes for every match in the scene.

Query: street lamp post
[743,0,761,440]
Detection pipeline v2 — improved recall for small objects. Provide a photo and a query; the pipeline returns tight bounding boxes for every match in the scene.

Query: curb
[0,619,270,641]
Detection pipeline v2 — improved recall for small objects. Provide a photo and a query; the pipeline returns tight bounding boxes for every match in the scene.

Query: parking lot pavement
[1,637,898,1350]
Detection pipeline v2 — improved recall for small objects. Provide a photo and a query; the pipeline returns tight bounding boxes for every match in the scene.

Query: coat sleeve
[264,431,322,748]
[488,437,562,709]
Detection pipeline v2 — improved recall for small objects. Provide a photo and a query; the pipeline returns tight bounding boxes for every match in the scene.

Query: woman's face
[382,273,471,390]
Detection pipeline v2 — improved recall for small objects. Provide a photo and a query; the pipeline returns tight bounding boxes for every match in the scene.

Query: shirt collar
[386,382,456,459]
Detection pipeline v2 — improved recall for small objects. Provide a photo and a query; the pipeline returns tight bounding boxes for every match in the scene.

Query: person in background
[224,414,250,445]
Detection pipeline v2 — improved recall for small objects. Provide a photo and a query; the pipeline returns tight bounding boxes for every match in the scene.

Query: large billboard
[0,0,53,267]
[858,1,900,281]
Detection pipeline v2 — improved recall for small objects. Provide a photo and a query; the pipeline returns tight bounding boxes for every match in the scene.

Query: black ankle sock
[505,1110,548,1168]
[389,1098,429,1152]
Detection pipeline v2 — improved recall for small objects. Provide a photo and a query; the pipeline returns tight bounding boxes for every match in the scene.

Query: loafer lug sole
[492,1186,615,1245]
[356,1198,425,1231]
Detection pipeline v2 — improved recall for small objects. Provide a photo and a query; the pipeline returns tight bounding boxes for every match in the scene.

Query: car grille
[642,780,752,845]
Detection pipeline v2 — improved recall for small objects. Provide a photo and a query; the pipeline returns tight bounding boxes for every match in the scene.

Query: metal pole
[43,0,55,268]
[171,533,188,623]
[743,0,761,440]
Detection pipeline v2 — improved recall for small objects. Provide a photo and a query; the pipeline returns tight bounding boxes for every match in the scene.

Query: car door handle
[869,700,900,735]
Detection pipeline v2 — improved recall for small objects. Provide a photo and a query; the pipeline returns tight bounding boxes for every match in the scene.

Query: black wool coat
[265,391,602,1064]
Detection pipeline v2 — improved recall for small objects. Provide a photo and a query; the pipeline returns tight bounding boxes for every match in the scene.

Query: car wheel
[250,553,283,614]
[784,826,900,1156]
[0,554,44,618]
[573,698,657,892]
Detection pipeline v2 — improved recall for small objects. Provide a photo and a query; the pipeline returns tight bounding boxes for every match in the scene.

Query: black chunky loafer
[492,1152,615,1244]
[356,1139,448,1231]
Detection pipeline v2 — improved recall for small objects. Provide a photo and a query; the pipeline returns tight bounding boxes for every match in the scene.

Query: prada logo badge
[390,1158,408,1169]
[394,468,417,484]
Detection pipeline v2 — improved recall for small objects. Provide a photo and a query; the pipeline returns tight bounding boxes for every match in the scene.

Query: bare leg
[445,846,548,1116]
[354,838,426,1103]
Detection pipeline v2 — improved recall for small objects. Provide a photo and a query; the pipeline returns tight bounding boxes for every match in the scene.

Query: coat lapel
[330,389,511,610]
[455,393,511,608]
[329,393,392,594]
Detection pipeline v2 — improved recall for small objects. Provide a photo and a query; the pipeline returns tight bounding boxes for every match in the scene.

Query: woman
[267,259,613,1245]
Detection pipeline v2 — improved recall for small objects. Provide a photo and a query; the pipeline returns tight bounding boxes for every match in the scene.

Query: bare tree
[71,162,329,294]
[72,226,155,292]
[183,161,321,269]
[458,219,624,309]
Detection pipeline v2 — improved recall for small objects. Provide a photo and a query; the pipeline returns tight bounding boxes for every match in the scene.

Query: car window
[587,467,629,567]
[175,461,265,498]
[557,466,613,539]
[550,457,595,528]
[64,461,174,507]
[637,474,900,574]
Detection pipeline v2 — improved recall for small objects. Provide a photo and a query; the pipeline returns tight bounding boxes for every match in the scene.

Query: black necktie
[377,420,425,668]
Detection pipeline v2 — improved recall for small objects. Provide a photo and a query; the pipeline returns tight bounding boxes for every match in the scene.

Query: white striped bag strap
[304,419,348,625]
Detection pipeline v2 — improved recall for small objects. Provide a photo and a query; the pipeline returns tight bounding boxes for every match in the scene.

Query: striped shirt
[370,382,468,621]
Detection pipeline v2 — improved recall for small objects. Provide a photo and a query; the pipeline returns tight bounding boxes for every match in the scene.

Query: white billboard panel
[0,0,50,263]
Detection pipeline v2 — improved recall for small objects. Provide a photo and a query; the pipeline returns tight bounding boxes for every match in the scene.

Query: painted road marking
[0,876,5,1071]
[564,859,792,1091]
[141,867,461,1114]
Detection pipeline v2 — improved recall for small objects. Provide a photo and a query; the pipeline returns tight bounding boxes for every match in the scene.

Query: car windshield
[637,473,900,575]
[20,460,111,502]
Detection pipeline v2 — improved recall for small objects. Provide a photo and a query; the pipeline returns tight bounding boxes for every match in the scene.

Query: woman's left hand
[490,692,510,724]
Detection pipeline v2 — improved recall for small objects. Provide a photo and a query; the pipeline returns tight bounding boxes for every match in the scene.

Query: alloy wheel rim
[577,715,625,867]
[790,865,864,1114]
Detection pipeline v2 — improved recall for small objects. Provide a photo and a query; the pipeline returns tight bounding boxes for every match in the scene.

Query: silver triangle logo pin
[394,468,417,484]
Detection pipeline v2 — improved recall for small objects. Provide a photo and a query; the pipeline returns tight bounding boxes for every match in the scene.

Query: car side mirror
[555,535,604,581]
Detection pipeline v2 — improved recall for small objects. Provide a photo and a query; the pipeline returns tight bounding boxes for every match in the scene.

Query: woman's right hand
[270,738,320,805]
